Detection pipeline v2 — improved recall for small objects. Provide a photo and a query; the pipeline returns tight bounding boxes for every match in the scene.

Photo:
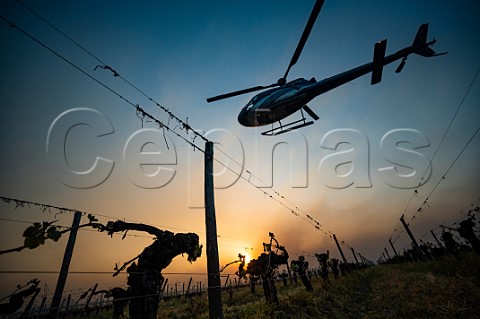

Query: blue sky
[0,0,479,297]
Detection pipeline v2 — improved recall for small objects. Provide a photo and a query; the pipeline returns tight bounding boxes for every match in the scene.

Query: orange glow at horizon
[244,253,251,265]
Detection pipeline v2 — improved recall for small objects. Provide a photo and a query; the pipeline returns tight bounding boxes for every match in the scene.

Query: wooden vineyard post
[161,278,168,297]
[359,254,366,265]
[65,294,71,315]
[333,234,348,264]
[204,141,223,319]
[384,248,391,260]
[430,230,444,248]
[358,253,365,265]
[186,277,193,296]
[350,247,360,266]
[286,262,293,284]
[38,296,47,316]
[389,238,399,258]
[49,211,82,317]
[20,287,40,318]
[84,283,98,311]
[399,214,424,259]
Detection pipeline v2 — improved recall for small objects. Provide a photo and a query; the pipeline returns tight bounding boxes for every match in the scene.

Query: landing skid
[261,118,314,136]
[261,106,318,136]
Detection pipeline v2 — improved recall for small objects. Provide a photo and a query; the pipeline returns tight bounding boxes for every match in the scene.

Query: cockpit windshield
[246,90,270,110]
[244,78,311,110]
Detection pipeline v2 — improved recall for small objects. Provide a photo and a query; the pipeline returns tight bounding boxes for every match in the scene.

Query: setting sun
[0,0,479,318]
[244,253,251,265]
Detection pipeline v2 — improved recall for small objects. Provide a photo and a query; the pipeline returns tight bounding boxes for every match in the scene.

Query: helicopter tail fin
[413,24,429,47]
[412,23,447,57]
[396,24,447,73]
[412,24,436,57]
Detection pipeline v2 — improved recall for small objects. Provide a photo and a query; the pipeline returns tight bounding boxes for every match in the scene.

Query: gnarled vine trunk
[107,221,202,319]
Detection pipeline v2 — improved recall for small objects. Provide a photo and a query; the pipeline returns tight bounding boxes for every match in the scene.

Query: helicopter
[206,0,446,136]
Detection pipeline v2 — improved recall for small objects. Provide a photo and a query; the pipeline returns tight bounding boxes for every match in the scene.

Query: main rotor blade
[283,0,324,80]
[206,83,278,103]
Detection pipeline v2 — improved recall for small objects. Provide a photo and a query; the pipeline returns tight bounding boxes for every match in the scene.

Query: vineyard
[1,249,479,318]
[0,197,479,318]
[1,0,480,319]
[156,252,480,319]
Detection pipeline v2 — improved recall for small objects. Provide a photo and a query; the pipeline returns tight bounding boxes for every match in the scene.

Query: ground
[74,252,480,318]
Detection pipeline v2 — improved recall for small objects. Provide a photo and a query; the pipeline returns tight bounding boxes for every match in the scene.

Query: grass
[77,252,480,318]
[366,253,480,318]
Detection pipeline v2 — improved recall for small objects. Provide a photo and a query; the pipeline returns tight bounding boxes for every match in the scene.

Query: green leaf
[24,236,40,249]
[23,224,41,238]
[47,226,62,242]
